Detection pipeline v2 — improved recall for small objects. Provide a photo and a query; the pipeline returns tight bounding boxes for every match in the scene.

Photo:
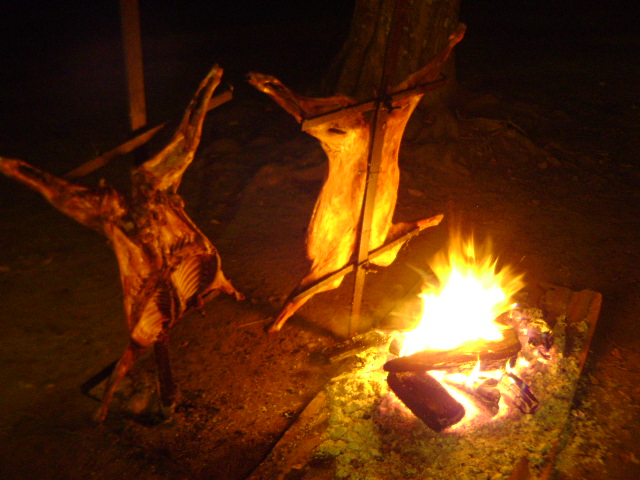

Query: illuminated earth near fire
[261,306,587,479]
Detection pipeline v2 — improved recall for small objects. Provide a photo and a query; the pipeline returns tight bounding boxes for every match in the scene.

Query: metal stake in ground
[247,24,464,334]
[349,0,411,336]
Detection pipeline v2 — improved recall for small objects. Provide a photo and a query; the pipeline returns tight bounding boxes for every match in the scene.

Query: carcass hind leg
[390,213,444,238]
[268,295,312,332]
[216,270,245,301]
[373,214,445,267]
[269,275,345,332]
[93,341,143,423]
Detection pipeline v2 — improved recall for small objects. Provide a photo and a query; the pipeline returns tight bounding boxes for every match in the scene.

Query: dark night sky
[0,1,355,161]
[0,0,636,165]
[1,1,636,101]
[1,1,356,47]
[2,1,636,59]
[0,1,356,86]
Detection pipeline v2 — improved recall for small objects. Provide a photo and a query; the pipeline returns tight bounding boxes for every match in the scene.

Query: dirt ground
[1,2,639,479]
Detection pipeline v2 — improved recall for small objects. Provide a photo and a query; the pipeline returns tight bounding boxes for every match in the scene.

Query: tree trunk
[323,0,461,103]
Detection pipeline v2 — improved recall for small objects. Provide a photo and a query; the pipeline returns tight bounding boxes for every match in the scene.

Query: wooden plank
[154,340,176,408]
[63,89,232,179]
[538,283,603,371]
[246,391,331,480]
[349,104,389,333]
[535,284,603,480]
[300,100,376,131]
[206,89,233,112]
[120,0,147,131]
[389,75,448,103]
[64,123,165,178]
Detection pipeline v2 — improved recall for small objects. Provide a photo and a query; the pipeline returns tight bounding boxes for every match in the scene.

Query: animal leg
[138,65,224,192]
[215,270,245,301]
[94,341,143,423]
[0,157,107,232]
[268,295,313,332]
[247,72,354,123]
[373,214,445,267]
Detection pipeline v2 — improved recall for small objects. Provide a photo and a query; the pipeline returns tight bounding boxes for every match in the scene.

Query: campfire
[397,233,524,356]
[383,232,550,432]
[267,232,602,480]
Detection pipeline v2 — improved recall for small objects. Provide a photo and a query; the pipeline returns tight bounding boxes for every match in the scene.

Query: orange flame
[400,233,524,356]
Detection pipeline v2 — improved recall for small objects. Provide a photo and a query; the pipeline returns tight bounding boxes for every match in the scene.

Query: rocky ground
[1,2,639,479]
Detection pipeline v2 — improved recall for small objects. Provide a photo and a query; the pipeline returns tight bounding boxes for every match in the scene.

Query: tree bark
[323,0,462,103]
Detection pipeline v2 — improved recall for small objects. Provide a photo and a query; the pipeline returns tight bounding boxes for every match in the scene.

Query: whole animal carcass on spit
[248,25,465,332]
[0,65,244,422]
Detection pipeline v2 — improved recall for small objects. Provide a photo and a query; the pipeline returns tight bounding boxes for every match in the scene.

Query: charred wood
[384,327,521,373]
[500,371,539,414]
[444,376,502,417]
[387,371,465,432]
[321,330,391,364]
[473,378,502,416]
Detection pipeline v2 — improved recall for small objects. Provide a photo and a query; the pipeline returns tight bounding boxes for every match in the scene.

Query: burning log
[0,65,244,422]
[321,330,391,364]
[248,25,465,332]
[387,371,465,432]
[384,327,521,373]
[444,375,502,417]
[501,368,539,414]
[471,378,502,416]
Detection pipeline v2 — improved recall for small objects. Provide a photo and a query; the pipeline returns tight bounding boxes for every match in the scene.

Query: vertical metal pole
[349,106,388,336]
[120,0,147,131]
[154,340,177,408]
[349,0,411,336]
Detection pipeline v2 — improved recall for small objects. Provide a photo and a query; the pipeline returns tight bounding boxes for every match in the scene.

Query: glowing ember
[400,233,524,356]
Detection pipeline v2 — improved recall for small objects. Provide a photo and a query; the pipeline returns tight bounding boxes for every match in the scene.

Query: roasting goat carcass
[0,65,244,422]
[249,25,465,332]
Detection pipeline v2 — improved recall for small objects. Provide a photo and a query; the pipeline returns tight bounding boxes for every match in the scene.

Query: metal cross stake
[297,1,449,336]
[248,16,463,336]
[349,0,411,336]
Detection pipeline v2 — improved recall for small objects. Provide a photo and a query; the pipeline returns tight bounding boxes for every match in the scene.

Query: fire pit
[248,236,601,480]
[381,233,543,434]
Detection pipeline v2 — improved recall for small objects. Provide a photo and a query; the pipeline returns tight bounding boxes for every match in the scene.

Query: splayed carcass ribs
[249,25,465,332]
[0,65,244,422]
